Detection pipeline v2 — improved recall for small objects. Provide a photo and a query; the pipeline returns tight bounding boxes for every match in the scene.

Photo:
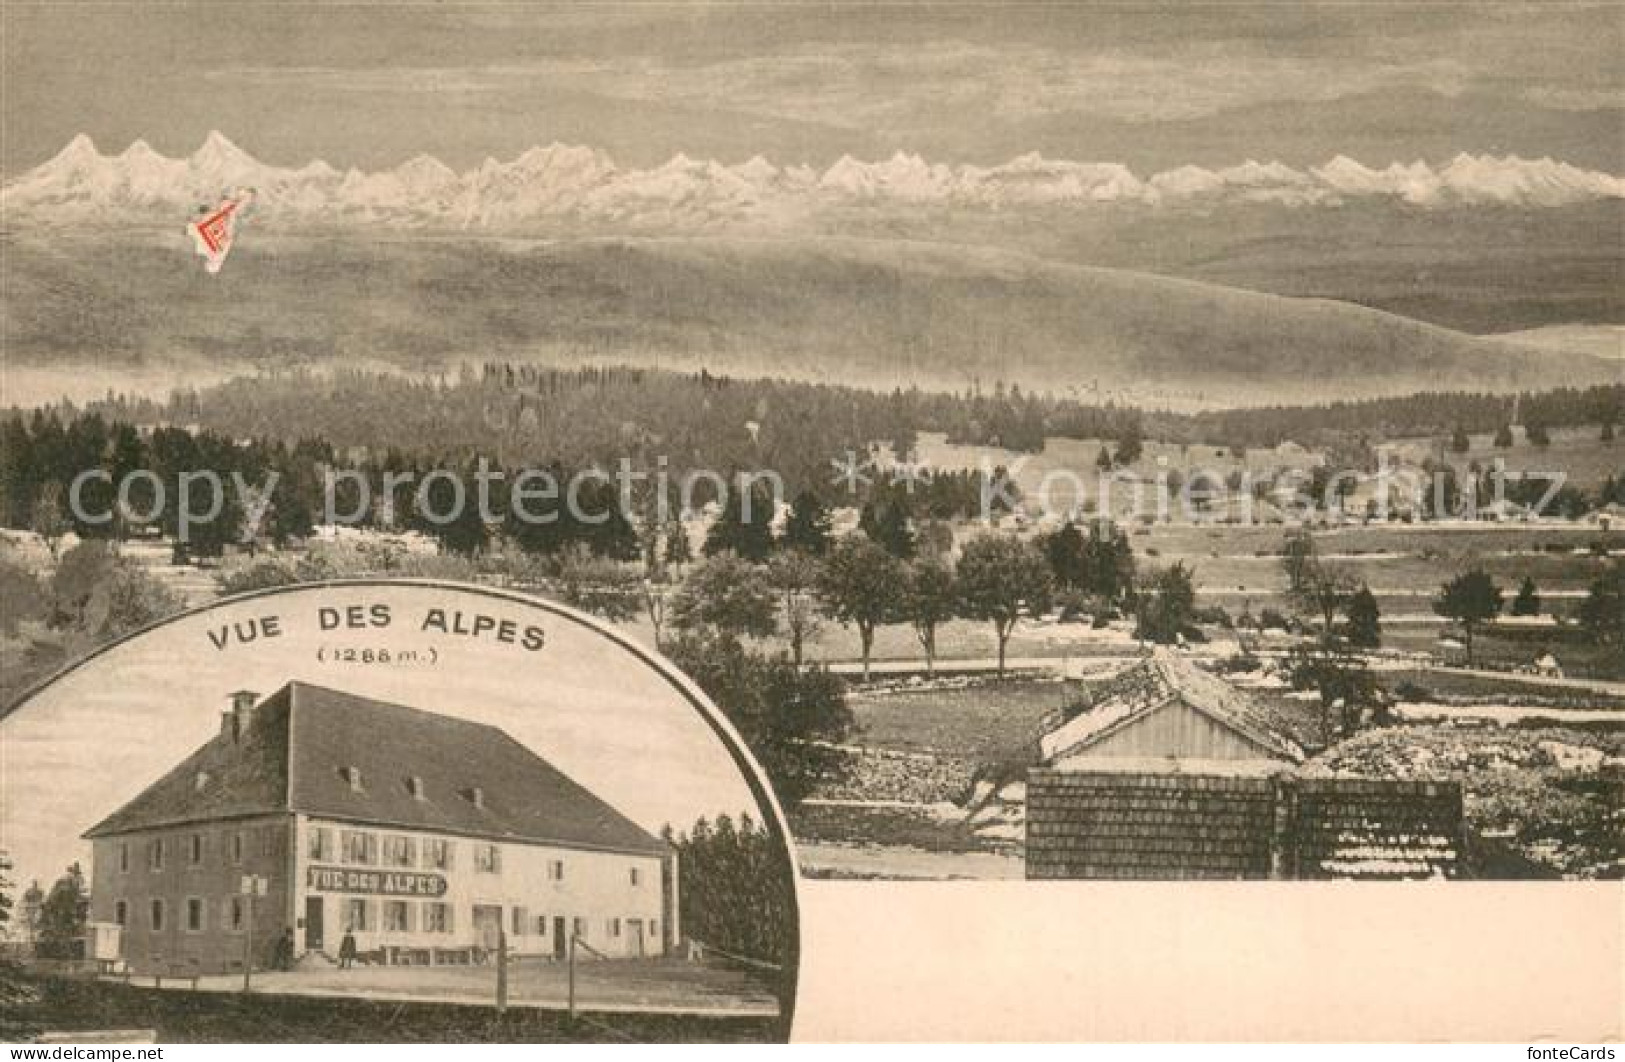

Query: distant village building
[85,683,672,975]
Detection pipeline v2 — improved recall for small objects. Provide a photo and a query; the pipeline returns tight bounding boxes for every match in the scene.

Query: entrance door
[472,904,503,953]
[552,916,567,959]
[629,919,645,957]
[305,896,324,951]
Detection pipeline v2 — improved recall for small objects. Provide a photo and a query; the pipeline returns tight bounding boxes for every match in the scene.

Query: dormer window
[194,771,210,793]
[466,786,485,809]
[341,766,364,793]
[406,776,426,801]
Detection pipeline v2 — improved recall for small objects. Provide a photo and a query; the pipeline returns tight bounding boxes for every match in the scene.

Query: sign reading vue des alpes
[307,865,449,897]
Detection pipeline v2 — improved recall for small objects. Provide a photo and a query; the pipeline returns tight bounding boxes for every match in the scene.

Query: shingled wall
[1026,770,1463,881]
[1026,772,1277,880]
[1288,778,1461,880]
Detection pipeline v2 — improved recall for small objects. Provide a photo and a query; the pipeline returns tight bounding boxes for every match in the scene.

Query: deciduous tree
[956,534,1053,676]
[767,550,825,666]
[817,536,906,680]
[903,556,958,675]
[671,552,778,645]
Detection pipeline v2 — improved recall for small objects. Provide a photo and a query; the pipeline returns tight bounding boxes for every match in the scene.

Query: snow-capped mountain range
[5,131,1622,231]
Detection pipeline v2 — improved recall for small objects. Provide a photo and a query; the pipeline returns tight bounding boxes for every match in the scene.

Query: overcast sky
[4,2,1622,175]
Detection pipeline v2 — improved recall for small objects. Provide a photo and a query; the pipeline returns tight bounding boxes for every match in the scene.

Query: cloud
[204,43,1482,130]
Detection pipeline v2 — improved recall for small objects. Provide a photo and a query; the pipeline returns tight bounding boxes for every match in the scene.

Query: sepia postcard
[0,0,1621,1045]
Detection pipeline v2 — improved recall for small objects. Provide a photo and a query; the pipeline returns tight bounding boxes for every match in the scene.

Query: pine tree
[780,489,833,556]
[1114,420,1144,466]
[703,480,775,562]
[1510,576,1541,617]
[1433,569,1504,666]
[1042,521,1088,589]
[1345,585,1382,648]
[868,501,916,559]
[664,515,694,569]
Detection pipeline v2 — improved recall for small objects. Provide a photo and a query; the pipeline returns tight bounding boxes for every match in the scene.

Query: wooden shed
[1039,650,1305,772]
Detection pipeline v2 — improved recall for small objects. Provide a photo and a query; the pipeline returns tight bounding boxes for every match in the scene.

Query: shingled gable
[86,681,667,857]
[1040,650,1306,766]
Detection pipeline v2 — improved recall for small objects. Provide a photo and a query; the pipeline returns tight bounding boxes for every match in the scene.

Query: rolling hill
[4,232,1617,408]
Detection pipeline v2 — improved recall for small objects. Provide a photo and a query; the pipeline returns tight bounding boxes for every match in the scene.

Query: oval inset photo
[1,580,798,1043]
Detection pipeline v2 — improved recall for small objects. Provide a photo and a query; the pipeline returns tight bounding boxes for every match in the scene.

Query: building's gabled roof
[83,695,292,838]
[284,683,665,856]
[1039,650,1306,766]
[86,681,667,857]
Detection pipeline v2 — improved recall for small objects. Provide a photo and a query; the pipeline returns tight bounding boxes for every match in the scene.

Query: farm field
[842,677,1083,769]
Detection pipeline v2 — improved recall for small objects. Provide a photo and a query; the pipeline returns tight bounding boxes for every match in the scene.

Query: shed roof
[1040,650,1306,766]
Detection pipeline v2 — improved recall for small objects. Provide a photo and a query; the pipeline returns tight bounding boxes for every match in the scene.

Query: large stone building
[85,682,673,974]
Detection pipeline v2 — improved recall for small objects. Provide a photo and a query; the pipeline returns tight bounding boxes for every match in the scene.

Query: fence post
[495,928,508,1016]
[567,932,576,1023]
[241,891,255,993]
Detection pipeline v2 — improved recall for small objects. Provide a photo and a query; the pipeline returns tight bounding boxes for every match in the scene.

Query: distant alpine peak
[4,133,1621,230]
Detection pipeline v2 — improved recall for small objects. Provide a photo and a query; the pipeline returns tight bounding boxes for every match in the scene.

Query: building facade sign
[307,865,449,897]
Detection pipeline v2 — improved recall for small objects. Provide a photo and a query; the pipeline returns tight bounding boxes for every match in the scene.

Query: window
[226,897,246,932]
[148,838,164,871]
[185,897,204,932]
[629,866,640,886]
[573,916,587,941]
[384,836,416,868]
[345,897,370,932]
[511,906,529,936]
[384,901,411,933]
[307,827,333,862]
[422,838,453,870]
[341,830,377,865]
[230,832,244,865]
[424,903,452,934]
[114,900,128,926]
[535,915,548,936]
[119,843,129,874]
[650,920,659,940]
[607,917,621,938]
[473,843,501,874]
[149,899,165,932]
[259,828,278,857]
[547,859,565,881]
[189,834,204,865]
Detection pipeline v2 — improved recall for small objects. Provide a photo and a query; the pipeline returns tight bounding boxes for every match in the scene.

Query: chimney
[227,690,259,742]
